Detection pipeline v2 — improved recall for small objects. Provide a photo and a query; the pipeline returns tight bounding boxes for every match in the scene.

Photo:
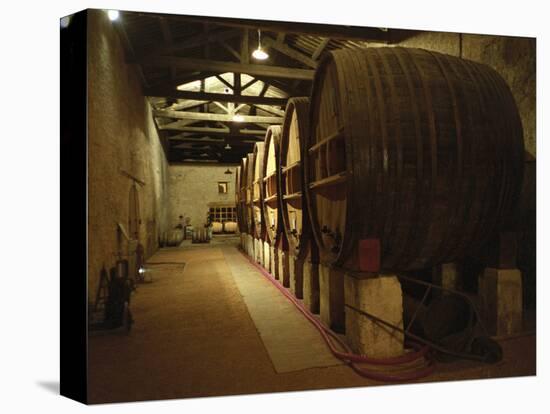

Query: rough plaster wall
[87,10,170,302]
[168,165,238,230]
[385,31,536,157]
[461,34,536,157]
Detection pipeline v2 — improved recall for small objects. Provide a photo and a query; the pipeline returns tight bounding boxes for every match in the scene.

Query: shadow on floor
[36,380,60,395]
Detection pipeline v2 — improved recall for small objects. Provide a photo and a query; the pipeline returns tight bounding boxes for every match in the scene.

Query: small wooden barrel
[224,221,238,233]
[193,227,206,242]
[280,97,316,259]
[304,47,524,272]
[167,229,183,246]
[159,232,167,247]
[212,222,223,233]
[260,126,285,246]
[245,153,255,236]
[251,142,267,240]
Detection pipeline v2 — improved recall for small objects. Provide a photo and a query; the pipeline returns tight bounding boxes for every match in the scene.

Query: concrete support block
[479,268,523,336]
[344,273,404,358]
[246,234,254,258]
[277,249,290,287]
[303,259,320,313]
[318,263,345,332]
[270,245,278,279]
[288,254,304,299]
[254,238,263,264]
[263,241,271,271]
[433,262,461,295]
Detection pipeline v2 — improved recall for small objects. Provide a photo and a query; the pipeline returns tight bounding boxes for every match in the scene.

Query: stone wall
[168,164,238,231]
[87,10,170,302]
[390,31,536,157]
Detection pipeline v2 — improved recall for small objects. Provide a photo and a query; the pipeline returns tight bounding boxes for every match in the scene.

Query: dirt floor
[88,238,536,404]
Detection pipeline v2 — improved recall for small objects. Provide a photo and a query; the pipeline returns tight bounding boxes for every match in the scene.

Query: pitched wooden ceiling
[112,10,400,164]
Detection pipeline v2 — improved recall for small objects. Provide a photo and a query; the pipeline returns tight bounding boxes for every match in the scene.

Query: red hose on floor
[240,251,435,382]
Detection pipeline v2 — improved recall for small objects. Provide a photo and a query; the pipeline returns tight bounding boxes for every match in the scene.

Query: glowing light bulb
[252,48,269,60]
[107,10,120,21]
[138,267,145,274]
[232,114,245,122]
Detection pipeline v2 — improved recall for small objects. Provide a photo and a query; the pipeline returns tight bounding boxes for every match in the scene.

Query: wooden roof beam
[253,104,285,117]
[133,13,390,42]
[132,28,241,61]
[144,88,288,105]
[163,125,266,136]
[169,136,262,145]
[312,37,330,60]
[218,39,241,61]
[158,17,176,80]
[240,29,249,64]
[138,56,315,80]
[262,36,318,68]
[154,109,283,124]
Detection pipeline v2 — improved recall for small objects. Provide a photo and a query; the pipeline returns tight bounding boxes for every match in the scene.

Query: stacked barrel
[235,47,524,355]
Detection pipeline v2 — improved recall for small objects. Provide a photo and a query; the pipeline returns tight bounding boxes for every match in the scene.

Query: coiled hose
[241,251,435,382]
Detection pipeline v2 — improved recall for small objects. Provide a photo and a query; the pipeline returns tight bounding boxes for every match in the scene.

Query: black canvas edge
[60,9,88,404]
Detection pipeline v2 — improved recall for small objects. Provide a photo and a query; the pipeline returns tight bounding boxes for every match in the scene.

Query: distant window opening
[218,182,228,194]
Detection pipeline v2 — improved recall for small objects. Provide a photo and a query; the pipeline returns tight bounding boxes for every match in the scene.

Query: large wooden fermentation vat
[238,157,249,234]
[252,142,267,240]
[304,47,524,272]
[261,126,284,246]
[235,165,242,232]
[280,97,317,260]
[245,153,255,235]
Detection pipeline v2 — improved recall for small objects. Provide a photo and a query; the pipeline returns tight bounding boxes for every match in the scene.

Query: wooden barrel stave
[280,97,317,260]
[251,143,267,240]
[239,157,249,234]
[261,126,284,245]
[245,153,255,235]
[235,166,242,233]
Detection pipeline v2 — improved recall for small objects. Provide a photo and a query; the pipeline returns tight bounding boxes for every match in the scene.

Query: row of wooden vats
[235,48,525,360]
